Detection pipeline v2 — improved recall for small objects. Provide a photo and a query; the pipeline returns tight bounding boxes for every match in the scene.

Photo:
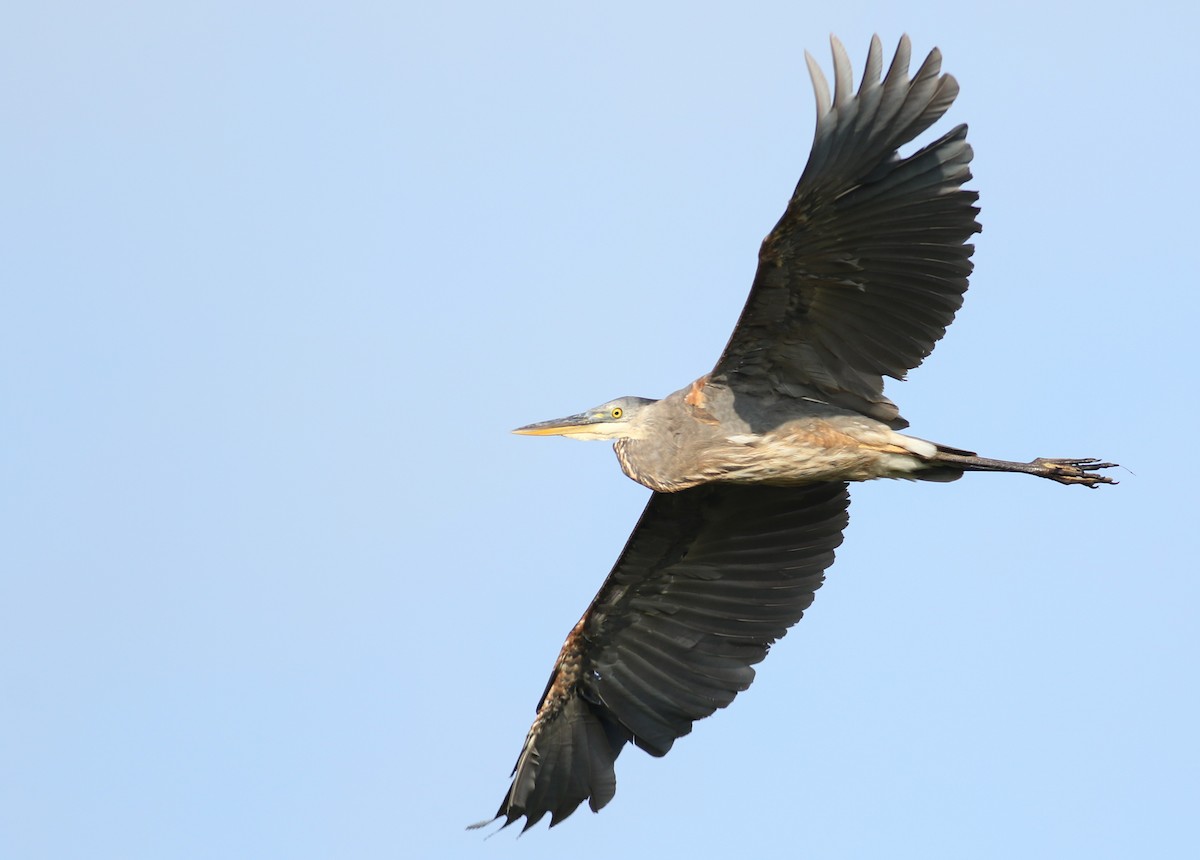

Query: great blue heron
[475,34,1116,832]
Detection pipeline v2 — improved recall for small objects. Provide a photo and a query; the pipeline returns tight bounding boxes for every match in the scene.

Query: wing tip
[480,691,626,833]
[830,34,852,107]
[805,50,831,119]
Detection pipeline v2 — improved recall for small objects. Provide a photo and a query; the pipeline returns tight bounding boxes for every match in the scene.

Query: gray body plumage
[612,380,940,492]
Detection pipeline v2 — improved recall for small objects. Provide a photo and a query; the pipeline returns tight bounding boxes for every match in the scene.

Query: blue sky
[2,2,1196,858]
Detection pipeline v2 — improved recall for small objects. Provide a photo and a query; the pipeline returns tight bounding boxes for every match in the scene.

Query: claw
[1032,457,1118,487]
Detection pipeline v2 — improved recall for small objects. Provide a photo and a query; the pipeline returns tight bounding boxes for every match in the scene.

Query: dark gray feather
[482,481,849,829]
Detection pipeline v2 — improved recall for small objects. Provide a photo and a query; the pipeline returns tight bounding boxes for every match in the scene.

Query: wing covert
[712,34,982,428]
[480,481,850,831]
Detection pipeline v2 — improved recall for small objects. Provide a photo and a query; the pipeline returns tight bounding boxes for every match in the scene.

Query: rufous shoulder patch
[684,374,711,408]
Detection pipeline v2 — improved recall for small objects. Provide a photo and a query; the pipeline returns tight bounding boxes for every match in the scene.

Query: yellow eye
[611,407,623,419]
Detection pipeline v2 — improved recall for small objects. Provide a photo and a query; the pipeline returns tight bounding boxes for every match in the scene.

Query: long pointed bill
[511,412,599,437]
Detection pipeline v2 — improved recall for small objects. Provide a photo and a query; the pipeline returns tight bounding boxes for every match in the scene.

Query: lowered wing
[477,481,849,830]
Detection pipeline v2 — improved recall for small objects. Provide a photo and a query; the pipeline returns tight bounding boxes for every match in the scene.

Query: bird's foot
[1031,457,1118,487]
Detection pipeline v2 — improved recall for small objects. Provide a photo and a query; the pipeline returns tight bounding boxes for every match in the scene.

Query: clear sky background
[2,2,1196,858]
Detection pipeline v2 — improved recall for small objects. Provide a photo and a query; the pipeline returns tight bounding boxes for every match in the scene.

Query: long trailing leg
[932,452,1118,487]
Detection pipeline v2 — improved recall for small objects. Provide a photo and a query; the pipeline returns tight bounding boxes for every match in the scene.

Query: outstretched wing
[477,481,850,831]
[712,35,981,428]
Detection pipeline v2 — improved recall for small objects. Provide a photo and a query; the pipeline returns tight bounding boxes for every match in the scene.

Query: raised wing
[712,35,981,428]
[476,481,849,831]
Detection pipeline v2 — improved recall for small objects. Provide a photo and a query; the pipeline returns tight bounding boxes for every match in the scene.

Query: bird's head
[512,396,657,441]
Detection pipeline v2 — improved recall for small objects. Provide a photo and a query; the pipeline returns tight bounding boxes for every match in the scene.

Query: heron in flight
[476,34,1116,832]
